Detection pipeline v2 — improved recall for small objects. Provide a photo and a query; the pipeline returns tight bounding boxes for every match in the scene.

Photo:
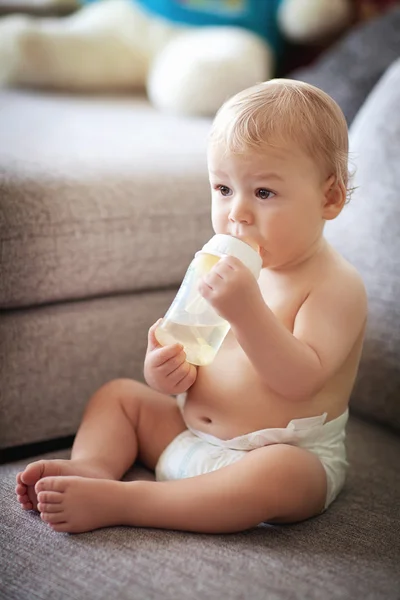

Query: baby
[15,79,367,534]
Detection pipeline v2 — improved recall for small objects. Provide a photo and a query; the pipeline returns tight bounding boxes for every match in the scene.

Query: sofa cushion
[1,416,399,600]
[0,90,213,310]
[0,288,177,450]
[324,58,400,433]
[290,5,400,124]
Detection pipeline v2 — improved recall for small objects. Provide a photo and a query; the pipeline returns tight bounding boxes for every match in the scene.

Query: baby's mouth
[229,232,262,255]
[240,237,261,255]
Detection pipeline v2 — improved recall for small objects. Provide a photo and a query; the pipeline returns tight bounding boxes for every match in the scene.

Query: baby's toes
[15,482,27,496]
[16,493,33,510]
[37,491,63,512]
[40,512,66,524]
[15,474,28,501]
[38,503,63,514]
[35,476,66,495]
[16,490,29,503]
[48,522,70,533]
[15,477,32,509]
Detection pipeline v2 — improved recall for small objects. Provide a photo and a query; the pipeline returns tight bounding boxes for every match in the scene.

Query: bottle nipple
[241,238,261,255]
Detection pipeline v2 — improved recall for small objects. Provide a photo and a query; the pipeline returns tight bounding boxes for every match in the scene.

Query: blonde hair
[209,79,353,202]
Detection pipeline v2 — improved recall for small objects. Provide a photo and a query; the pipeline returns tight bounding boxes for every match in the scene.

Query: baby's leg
[35,443,327,534]
[16,379,186,510]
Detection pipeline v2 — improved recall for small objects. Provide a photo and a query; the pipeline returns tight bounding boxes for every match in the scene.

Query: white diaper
[155,394,349,510]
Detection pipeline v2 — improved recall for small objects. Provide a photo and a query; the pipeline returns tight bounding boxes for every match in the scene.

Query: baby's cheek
[211,204,229,227]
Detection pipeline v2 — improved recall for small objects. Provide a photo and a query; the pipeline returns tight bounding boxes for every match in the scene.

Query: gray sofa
[1,9,400,600]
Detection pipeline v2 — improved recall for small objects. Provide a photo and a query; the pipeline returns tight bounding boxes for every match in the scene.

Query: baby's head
[207,79,350,268]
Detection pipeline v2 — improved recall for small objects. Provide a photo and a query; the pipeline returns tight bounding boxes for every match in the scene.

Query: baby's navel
[200,416,212,424]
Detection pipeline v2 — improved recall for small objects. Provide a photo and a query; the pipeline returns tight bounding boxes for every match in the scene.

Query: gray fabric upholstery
[0,90,213,310]
[324,58,400,433]
[290,6,400,125]
[0,288,176,449]
[1,417,400,600]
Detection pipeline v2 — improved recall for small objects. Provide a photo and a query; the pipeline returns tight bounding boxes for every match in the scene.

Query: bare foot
[35,476,132,533]
[15,459,113,511]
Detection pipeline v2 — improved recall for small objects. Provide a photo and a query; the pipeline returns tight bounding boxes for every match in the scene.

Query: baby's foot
[35,476,130,533]
[15,459,112,511]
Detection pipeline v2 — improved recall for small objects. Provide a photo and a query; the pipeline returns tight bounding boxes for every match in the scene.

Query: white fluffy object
[278,0,352,43]
[0,0,352,115]
[147,27,274,116]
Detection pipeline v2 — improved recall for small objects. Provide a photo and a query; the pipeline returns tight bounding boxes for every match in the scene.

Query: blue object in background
[136,0,284,52]
[81,0,285,54]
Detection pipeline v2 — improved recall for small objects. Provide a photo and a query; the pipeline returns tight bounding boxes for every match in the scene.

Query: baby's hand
[144,320,197,395]
[198,256,262,324]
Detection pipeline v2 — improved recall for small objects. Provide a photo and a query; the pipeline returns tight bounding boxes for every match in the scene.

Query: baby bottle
[155,234,262,366]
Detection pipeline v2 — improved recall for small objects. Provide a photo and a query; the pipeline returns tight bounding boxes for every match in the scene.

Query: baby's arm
[231,271,367,401]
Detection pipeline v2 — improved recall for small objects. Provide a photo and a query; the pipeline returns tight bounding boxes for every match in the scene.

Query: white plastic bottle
[155,234,262,366]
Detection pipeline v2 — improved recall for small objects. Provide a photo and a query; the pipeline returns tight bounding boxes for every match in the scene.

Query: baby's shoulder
[326,244,365,283]
[317,245,367,310]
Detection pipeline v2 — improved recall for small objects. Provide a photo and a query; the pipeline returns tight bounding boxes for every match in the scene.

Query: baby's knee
[95,378,143,406]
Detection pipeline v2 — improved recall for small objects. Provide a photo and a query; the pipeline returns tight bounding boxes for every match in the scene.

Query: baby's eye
[217,185,232,197]
[256,188,275,200]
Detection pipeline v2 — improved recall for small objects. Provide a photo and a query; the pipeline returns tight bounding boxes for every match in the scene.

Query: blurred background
[0,0,397,74]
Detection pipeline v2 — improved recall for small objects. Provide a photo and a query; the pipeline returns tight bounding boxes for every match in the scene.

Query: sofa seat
[0,290,177,448]
[1,416,399,600]
[0,89,213,310]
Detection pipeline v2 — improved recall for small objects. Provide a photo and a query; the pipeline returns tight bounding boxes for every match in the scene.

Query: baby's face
[208,141,330,270]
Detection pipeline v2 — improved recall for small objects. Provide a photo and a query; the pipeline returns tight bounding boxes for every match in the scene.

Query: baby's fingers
[147,319,163,351]
[150,342,185,369]
[166,360,192,389]
[156,349,187,374]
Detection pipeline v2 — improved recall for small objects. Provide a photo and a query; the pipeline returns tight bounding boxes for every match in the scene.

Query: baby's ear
[322,175,346,221]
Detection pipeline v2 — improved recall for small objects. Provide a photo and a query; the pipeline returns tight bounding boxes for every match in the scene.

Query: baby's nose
[228,200,252,224]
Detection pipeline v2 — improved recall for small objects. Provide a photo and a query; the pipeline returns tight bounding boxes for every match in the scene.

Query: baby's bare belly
[183,343,351,440]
